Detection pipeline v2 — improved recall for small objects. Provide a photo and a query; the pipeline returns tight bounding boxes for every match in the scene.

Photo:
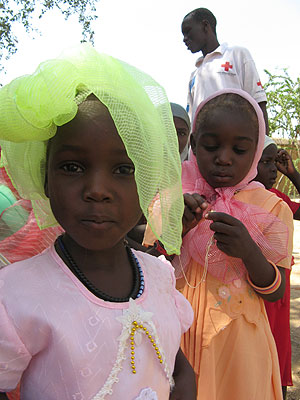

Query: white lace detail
[134,387,158,400]
[91,298,174,399]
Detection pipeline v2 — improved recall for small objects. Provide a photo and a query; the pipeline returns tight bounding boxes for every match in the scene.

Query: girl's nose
[271,162,277,172]
[83,172,113,202]
[216,149,232,165]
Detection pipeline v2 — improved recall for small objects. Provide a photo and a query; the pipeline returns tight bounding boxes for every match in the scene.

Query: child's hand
[182,193,208,237]
[276,149,296,177]
[206,211,255,261]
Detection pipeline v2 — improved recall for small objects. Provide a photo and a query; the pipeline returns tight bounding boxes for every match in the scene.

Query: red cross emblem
[257,80,263,88]
[221,62,233,72]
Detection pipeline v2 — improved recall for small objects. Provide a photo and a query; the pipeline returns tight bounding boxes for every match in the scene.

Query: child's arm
[0,393,9,399]
[276,149,300,220]
[170,348,196,400]
[206,212,286,302]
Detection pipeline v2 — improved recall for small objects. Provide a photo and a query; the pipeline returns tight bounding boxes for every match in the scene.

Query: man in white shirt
[182,7,269,134]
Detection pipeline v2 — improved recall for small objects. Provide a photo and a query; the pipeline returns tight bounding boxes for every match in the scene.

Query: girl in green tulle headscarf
[0,45,197,400]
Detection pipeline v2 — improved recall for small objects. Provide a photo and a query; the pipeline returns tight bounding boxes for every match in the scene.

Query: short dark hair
[184,8,217,35]
[195,93,259,142]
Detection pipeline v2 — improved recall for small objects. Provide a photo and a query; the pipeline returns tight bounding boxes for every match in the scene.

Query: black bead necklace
[56,235,144,303]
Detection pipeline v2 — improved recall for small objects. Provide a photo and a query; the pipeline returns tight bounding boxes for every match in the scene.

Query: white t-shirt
[187,43,267,124]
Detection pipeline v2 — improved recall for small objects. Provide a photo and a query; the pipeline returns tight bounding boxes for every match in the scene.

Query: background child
[175,89,293,399]
[256,136,300,219]
[0,45,195,400]
[170,103,191,162]
[255,136,300,399]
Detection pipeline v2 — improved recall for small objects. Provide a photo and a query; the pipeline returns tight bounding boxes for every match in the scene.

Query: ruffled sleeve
[235,188,293,269]
[0,302,31,392]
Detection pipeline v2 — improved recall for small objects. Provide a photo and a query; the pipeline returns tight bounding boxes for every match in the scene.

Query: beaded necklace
[56,235,144,302]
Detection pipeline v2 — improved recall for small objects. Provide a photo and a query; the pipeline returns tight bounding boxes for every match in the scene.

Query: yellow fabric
[179,187,293,399]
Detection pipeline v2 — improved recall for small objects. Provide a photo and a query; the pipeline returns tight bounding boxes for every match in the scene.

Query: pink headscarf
[177,89,288,283]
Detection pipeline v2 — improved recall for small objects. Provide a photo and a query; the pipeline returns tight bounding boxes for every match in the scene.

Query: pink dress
[0,247,193,400]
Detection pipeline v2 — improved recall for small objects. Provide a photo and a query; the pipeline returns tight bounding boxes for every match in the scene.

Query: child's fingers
[184,193,208,213]
[205,211,237,226]
[183,206,198,224]
[213,231,232,244]
[210,221,235,235]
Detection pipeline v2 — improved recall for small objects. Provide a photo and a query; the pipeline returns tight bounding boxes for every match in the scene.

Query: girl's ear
[190,132,197,155]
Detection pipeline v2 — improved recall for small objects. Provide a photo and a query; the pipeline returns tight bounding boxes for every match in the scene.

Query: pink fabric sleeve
[0,302,31,392]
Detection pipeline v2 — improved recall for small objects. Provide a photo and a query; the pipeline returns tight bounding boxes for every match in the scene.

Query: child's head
[45,96,142,251]
[191,89,265,189]
[0,45,184,254]
[170,103,191,157]
[182,8,217,54]
[255,137,278,189]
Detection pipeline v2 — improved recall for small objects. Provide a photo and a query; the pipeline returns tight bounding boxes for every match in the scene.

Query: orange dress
[178,188,293,400]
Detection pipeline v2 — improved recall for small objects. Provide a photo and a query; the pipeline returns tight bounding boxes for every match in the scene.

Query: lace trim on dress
[91,299,174,399]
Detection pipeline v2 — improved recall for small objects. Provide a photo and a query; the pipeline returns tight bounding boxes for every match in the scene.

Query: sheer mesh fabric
[0,45,183,254]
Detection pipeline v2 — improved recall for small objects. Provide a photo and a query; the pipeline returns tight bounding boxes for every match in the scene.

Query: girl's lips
[81,219,115,231]
[213,175,232,183]
[213,171,233,178]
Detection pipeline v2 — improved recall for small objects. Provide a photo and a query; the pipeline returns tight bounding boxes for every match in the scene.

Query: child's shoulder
[236,186,293,225]
[0,246,54,286]
[133,249,175,278]
[236,186,291,210]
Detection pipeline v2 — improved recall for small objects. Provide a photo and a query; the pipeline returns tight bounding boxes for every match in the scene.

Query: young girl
[0,45,196,400]
[175,89,293,399]
[255,136,300,399]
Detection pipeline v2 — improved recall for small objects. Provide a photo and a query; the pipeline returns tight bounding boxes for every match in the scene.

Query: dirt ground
[287,219,300,400]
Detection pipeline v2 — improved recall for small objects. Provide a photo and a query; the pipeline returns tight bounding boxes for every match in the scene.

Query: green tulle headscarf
[0,44,183,254]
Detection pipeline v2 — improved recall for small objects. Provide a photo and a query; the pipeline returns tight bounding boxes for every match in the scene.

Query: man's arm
[0,393,9,399]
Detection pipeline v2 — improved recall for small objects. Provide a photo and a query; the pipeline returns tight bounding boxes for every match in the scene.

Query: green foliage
[264,68,300,142]
[0,0,99,67]
[264,69,300,197]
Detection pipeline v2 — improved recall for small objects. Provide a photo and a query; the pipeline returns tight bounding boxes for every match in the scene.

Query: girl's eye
[233,148,247,154]
[203,145,218,152]
[177,130,188,137]
[261,159,274,165]
[115,165,135,175]
[61,163,84,173]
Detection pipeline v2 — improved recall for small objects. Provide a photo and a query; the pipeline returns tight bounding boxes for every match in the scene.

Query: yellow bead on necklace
[130,320,163,373]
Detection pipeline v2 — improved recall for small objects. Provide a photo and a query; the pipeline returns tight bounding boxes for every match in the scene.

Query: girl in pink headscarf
[176,89,293,399]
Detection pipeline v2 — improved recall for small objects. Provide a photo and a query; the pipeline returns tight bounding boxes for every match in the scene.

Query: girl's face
[173,116,190,155]
[191,108,258,188]
[45,99,142,251]
[255,144,278,189]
